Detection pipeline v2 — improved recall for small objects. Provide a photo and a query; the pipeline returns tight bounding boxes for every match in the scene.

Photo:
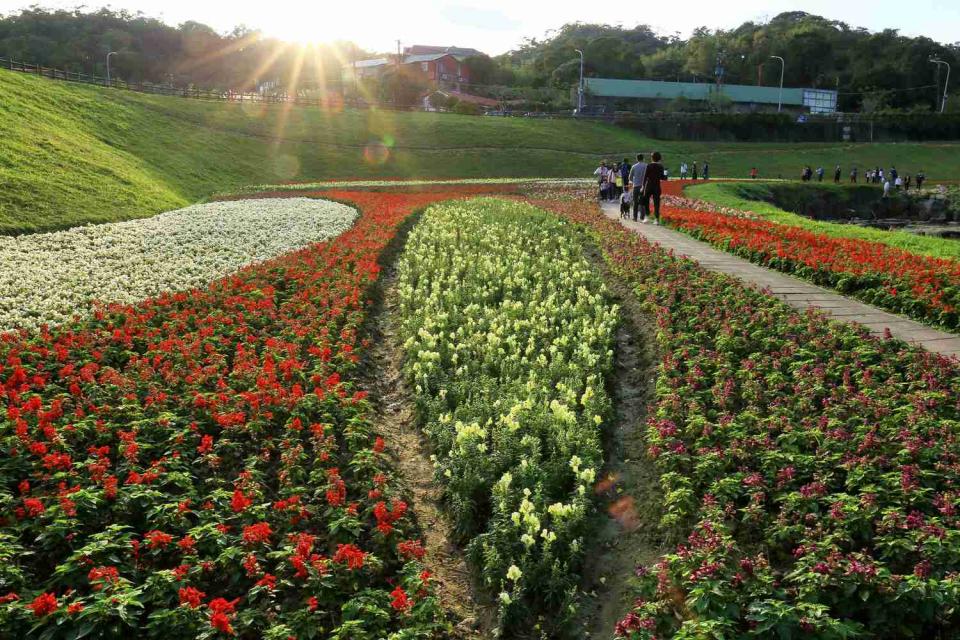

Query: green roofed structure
[584,78,837,114]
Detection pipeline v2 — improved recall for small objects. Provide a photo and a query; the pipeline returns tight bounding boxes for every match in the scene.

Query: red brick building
[344,45,479,90]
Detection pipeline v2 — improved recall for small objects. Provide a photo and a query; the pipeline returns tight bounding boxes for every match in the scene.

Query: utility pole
[395,39,401,108]
[574,49,584,113]
[770,55,785,112]
[106,51,117,87]
[930,57,951,114]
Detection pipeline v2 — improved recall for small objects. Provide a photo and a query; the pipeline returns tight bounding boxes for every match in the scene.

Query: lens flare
[363,141,391,165]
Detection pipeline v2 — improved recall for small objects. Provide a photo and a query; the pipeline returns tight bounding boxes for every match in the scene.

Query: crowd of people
[594,157,932,223]
[593,154,673,224]
[796,164,926,190]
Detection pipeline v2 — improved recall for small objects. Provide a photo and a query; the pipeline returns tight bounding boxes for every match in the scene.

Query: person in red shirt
[641,151,666,225]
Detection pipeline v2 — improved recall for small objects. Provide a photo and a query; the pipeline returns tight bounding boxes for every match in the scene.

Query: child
[620,183,632,218]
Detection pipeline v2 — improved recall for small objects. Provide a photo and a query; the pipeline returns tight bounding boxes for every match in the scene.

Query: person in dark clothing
[850,167,858,183]
[916,171,925,189]
[620,158,630,191]
[702,162,709,180]
[629,154,648,222]
[691,161,698,181]
[641,151,666,225]
[834,165,842,183]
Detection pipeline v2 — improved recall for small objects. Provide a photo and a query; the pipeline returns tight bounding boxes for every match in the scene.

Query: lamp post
[575,49,584,113]
[770,55,785,112]
[106,51,117,87]
[930,57,951,114]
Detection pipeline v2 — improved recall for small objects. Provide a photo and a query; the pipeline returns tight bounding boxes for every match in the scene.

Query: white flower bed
[233,177,594,193]
[0,198,357,332]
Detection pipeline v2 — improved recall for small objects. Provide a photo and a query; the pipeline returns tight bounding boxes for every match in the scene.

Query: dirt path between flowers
[577,240,668,639]
[360,216,496,639]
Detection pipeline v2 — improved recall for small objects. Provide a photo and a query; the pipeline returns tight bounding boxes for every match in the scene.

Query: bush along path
[658,200,960,333]
[539,196,960,638]
[600,202,960,358]
[394,198,619,637]
[0,190,480,639]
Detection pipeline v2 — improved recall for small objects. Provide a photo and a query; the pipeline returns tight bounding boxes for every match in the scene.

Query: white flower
[0,198,356,332]
[506,565,522,581]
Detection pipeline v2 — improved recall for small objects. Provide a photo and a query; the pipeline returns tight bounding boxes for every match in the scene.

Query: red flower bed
[536,196,960,637]
[0,191,459,638]
[665,206,960,329]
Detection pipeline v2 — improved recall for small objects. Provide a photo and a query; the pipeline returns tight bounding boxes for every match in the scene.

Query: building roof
[584,78,813,106]
[403,53,454,64]
[405,45,484,58]
[345,53,462,69]
[352,58,391,69]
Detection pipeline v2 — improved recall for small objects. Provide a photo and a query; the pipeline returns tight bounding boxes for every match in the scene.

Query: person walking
[850,166,858,183]
[702,161,710,180]
[641,151,666,225]
[916,170,926,189]
[629,154,648,222]
[594,160,608,201]
[750,167,759,179]
[834,165,842,183]
[680,162,688,180]
[620,159,631,198]
[883,178,892,198]
[905,175,912,190]
[816,166,824,182]
[691,161,698,181]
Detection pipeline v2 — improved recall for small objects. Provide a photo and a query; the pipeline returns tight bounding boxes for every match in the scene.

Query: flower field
[0,191,473,639]
[535,196,960,638]
[5,176,960,639]
[0,198,357,333]
[662,206,960,330]
[395,199,617,634]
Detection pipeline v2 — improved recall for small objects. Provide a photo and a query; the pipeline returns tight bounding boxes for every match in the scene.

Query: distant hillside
[0,69,651,234]
[3,69,960,235]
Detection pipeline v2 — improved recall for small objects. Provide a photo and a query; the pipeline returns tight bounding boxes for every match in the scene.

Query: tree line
[1,8,957,112]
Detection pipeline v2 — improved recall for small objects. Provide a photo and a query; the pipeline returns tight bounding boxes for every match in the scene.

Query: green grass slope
[685,181,960,260]
[0,70,655,234]
[4,67,960,234]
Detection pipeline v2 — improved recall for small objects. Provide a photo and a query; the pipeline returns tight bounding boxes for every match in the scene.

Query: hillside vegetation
[4,69,960,234]
[0,70,650,234]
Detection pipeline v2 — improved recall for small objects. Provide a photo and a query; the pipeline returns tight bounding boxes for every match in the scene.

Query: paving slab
[601,204,960,358]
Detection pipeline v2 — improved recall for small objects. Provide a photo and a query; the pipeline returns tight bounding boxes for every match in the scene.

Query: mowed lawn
[3,67,960,234]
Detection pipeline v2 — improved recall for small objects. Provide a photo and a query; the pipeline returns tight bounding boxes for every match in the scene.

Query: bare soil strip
[359,213,496,638]
[578,241,668,639]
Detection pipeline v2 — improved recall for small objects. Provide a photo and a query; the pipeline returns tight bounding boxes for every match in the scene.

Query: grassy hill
[3,68,960,234]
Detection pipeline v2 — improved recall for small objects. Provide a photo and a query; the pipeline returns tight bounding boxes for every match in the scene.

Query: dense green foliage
[503,13,959,113]
[395,198,617,635]
[2,8,958,113]
[0,6,363,91]
[685,182,960,259]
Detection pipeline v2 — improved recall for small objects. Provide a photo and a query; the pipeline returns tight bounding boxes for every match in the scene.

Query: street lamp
[574,49,584,113]
[770,55,785,112]
[106,51,117,87]
[930,57,951,114]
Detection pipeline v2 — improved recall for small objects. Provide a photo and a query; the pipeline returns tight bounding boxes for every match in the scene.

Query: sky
[2,0,959,55]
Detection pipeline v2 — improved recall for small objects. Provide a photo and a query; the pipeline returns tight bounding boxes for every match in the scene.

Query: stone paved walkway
[601,203,960,358]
